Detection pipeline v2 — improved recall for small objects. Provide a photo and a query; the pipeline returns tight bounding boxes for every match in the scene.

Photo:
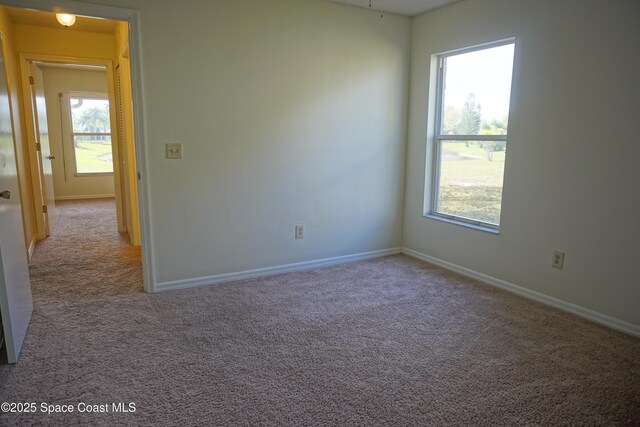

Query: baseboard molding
[402,247,640,337]
[27,236,36,263]
[55,194,115,201]
[155,247,402,293]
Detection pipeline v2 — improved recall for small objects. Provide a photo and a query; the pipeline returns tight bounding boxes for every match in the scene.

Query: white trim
[55,194,115,201]
[401,247,640,337]
[428,39,515,232]
[27,236,36,263]
[58,91,116,181]
[436,37,516,59]
[67,91,108,100]
[127,8,155,293]
[156,248,402,293]
[436,134,508,141]
[425,212,500,233]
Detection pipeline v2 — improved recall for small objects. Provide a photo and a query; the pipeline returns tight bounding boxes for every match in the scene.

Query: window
[69,96,113,175]
[429,40,515,231]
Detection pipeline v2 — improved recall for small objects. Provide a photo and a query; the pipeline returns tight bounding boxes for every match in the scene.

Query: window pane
[436,140,506,225]
[73,135,113,174]
[70,98,111,133]
[441,44,514,136]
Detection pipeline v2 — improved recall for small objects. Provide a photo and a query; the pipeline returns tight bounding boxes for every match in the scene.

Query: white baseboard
[27,236,36,263]
[55,194,115,201]
[155,247,402,293]
[402,247,640,337]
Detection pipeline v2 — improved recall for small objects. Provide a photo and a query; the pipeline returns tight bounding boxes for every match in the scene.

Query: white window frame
[428,39,515,233]
[65,91,114,177]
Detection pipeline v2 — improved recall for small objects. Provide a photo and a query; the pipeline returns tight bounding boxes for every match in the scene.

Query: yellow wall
[114,21,140,245]
[0,13,123,255]
[12,24,115,60]
[0,7,36,258]
[15,23,126,236]
[9,18,140,246]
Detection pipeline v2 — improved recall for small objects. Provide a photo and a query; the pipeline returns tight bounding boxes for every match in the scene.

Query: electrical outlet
[295,225,304,240]
[166,143,183,159]
[551,250,564,269]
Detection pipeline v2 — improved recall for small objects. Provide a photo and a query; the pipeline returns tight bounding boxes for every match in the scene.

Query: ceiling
[5,7,118,34]
[328,0,463,16]
[3,1,460,34]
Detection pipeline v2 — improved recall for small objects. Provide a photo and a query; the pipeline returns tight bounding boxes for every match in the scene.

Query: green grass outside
[74,139,113,174]
[437,142,506,224]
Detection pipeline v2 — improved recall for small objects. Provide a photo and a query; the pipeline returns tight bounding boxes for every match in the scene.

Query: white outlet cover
[552,250,564,269]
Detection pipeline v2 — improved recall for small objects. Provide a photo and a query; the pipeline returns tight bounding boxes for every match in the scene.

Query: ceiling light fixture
[56,13,76,27]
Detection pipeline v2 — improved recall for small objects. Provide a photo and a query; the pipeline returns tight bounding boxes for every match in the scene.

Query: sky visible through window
[443,43,514,132]
[70,98,111,134]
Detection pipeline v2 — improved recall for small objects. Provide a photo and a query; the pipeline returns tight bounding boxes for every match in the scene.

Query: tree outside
[438,93,509,223]
[70,98,113,173]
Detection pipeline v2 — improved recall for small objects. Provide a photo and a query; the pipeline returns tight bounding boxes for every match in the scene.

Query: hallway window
[69,97,113,174]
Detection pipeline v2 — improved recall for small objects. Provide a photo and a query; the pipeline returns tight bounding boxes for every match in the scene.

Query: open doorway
[0,7,144,358]
[0,1,150,363]
[26,60,144,297]
[10,8,145,283]
[17,28,141,247]
[29,62,121,232]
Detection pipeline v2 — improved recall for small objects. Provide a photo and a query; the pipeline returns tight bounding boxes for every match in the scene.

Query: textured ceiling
[4,2,460,34]
[327,0,463,16]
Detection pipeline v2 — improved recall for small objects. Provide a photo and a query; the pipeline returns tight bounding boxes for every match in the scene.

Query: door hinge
[42,205,48,214]
[29,76,35,85]
[35,142,41,151]
[137,171,141,180]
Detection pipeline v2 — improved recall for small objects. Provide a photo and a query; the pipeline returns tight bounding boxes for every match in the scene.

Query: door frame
[21,55,125,238]
[1,0,154,292]
[20,59,47,240]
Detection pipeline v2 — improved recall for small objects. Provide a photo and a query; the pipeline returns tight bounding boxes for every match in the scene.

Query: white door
[0,39,33,364]
[29,62,58,236]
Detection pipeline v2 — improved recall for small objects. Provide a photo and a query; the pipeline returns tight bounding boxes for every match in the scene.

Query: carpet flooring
[0,199,639,426]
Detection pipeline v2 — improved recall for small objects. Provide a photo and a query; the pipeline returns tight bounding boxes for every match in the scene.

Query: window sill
[74,172,114,178]
[424,213,500,235]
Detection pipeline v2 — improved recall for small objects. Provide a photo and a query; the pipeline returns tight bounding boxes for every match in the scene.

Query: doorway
[12,15,144,281]
[32,62,120,225]
[21,55,136,243]
[0,2,151,363]
[12,14,141,270]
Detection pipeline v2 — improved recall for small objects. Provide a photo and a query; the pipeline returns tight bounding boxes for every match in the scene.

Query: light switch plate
[166,143,183,159]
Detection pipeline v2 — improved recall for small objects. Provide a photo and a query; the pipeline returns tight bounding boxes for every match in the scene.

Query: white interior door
[0,39,33,364]
[29,62,58,236]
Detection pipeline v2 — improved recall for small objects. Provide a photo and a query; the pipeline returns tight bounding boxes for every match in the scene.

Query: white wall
[89,0,410,283]
[404,0,640,326]
[41,66,115,199]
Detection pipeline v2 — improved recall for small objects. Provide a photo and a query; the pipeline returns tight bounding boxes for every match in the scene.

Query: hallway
[29,199,143,304]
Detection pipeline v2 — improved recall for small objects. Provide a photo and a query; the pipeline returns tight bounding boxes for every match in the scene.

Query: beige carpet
[0,199,639,425]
